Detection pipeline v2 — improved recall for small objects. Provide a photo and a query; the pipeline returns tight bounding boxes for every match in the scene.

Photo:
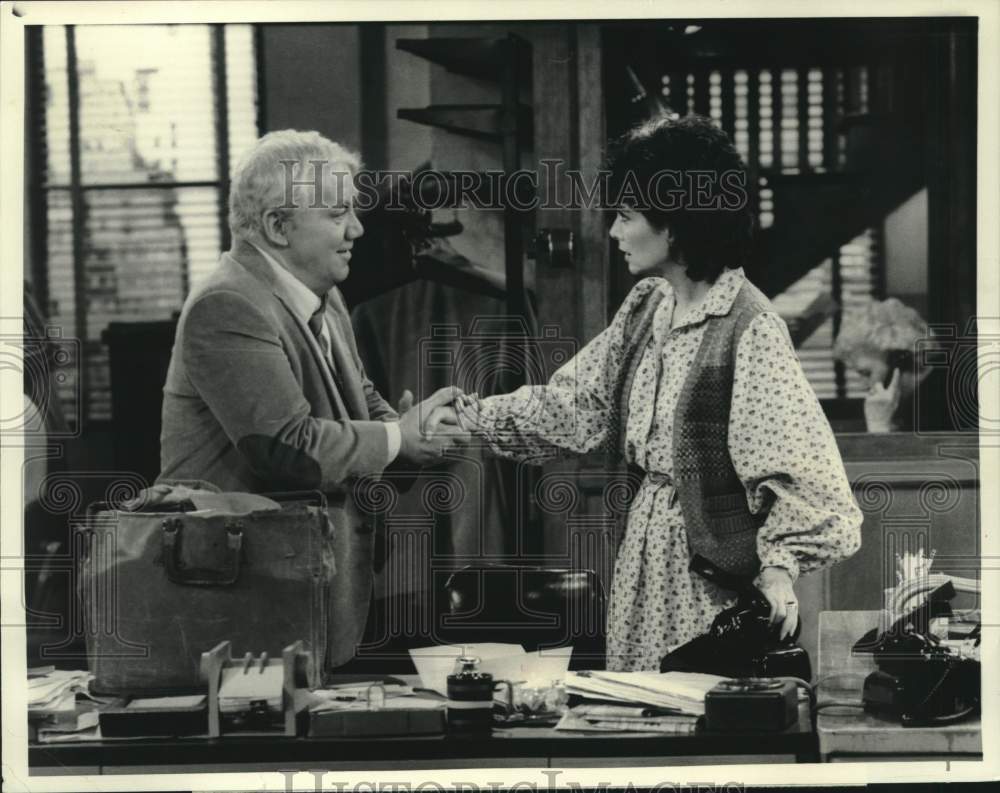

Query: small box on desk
[703,678,798,732]
[308,706,446,737]
[99,695,208,737]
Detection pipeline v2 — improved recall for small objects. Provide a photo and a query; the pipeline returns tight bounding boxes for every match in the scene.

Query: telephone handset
[883,350,914,389]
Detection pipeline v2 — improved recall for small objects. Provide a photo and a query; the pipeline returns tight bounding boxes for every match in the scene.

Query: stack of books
[555,670,728,734]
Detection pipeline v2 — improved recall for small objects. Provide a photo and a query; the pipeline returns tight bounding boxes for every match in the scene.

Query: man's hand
[864,368,901,433]
[397,386,468,466]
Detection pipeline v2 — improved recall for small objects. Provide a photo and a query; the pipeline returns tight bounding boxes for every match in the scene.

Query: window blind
[40,23,259,425]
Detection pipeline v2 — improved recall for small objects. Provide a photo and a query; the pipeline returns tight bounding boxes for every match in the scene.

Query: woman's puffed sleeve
[728,312,863,581]
[475,278,664,463]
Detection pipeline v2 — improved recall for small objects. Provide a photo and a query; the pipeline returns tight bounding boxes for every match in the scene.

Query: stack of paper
[564,670,726,716]
[36,710,101,743]
[308,685,446,714]
[218,662,283,714]
[28,670,94,727]
[556,703,699,734]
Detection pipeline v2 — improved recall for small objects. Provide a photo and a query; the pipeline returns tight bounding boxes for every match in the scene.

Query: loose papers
[308,685,446,714]
[29,669,101,742]
[563,670,727,716]
[218,661,283,714]
[36,710,102,743]
[28,670,95,725]
[555,707,699,734]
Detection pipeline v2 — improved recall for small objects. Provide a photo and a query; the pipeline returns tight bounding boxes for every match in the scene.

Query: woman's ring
[786,601,798,607]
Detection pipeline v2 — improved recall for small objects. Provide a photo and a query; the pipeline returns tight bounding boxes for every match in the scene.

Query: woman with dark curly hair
[456,115,862,671]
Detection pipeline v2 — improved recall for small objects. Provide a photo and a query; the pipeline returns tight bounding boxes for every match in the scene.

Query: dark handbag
[78,489,334,694]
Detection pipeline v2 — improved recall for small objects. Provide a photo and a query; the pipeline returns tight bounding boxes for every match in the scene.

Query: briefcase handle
[161,518,243,587]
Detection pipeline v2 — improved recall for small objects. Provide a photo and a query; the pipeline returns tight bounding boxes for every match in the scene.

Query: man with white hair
[159,130,464,668]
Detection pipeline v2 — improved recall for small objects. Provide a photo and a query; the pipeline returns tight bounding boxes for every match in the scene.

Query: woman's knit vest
[618,278,772,577]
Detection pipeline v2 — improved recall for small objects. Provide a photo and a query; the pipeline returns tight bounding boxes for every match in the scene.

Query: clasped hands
[396,386,473,466]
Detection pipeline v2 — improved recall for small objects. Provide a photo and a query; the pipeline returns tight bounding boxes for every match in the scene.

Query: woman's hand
[756,566,798,641]
[453,392,484,434]
[863,367,901,433]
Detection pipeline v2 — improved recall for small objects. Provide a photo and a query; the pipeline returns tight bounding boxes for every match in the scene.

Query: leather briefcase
[78,488,334,694]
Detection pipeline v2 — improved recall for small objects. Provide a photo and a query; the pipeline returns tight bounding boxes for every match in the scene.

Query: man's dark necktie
[308,298,339,383]
[308,297,327,345]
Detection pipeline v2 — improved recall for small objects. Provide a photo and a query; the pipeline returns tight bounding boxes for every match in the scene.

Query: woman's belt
[639,470,679,508]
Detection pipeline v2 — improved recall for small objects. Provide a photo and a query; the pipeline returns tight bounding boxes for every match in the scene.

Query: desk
[29,677,816,774]
[816,611,982,763]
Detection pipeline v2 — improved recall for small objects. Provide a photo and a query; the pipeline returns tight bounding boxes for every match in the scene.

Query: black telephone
[853,580,980,727]
[660,555,811,681]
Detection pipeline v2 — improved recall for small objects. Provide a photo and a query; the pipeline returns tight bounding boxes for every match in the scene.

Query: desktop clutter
[32,483,824,741]
[40,483,814,742]
[30,640,812,742]
[69,483,1000,742]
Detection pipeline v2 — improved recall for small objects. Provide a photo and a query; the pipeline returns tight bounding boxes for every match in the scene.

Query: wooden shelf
[397,104,533,146]
[396,37,530,82]
[393,31,535,409]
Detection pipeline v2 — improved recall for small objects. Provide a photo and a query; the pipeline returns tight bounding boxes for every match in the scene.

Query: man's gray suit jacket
[159,239,398,667]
